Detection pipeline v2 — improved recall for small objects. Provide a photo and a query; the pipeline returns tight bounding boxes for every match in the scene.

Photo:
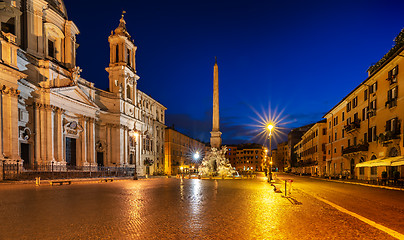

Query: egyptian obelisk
[210,57,222,148]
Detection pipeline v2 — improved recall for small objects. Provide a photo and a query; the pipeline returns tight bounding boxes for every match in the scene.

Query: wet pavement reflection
[0,176,396,239]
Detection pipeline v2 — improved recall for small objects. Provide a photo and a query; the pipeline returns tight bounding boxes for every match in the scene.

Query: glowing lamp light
[193,151,200,160]
[267,124,274,131]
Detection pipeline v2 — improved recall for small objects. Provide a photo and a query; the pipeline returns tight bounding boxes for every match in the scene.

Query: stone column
[56,109,64,163]
[124,126,128,165]
[120,125,124,166]
[0,91,4,159]
[34,103,41,164]
[2,87,20,160]
[80,117,87,165]
[88,118,96,165]
[40,104,46,162]
[106,124,110,166]
[47,106,56,162]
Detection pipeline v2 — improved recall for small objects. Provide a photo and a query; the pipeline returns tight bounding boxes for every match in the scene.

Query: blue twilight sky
[64,0,404,146]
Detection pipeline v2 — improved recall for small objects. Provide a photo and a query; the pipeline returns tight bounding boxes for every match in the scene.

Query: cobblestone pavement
[0,175,399,240]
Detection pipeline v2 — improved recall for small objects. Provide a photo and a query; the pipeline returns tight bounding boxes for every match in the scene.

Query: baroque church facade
[0,0,166,176]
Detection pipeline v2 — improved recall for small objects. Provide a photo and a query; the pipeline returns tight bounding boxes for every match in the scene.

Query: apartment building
[294,120,327,176]
[324,28,404,179]
[225,143,267,172]
[164,127,205,175]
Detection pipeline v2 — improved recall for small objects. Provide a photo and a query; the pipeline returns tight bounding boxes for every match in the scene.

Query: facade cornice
[0,63,27,79]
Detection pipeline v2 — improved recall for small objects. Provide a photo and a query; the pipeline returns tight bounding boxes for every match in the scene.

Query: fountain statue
[198,146,235,177]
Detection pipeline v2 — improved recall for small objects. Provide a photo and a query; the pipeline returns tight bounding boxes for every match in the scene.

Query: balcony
[344,120,361,133]
[378,130,401,145]
[342,143,368,156]
[385,98,397,109]
[367,109,376,118]
[386,76,397,85]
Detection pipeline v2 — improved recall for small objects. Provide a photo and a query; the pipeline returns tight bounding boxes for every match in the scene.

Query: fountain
[198,146,236,177]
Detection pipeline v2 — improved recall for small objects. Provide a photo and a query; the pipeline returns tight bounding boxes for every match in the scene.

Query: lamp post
[129,130,139,180]
[267,124,274,181]
[193,151,200,174]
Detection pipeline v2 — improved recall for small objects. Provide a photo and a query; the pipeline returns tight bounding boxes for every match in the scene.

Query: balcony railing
[378,130,401,144]
[342,143,369,155]
[368,109,376,118]
[385,98,397,108]
[386,76,397,85]
[344,120,361,133]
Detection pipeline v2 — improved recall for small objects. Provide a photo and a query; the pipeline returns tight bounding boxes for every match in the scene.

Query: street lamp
[193,151,200,174]
[267,124,275,182]
[129,130,139,180]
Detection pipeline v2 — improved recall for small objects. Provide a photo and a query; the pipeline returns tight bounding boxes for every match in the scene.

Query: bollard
[36,177,41,186]
[285,180,287,196]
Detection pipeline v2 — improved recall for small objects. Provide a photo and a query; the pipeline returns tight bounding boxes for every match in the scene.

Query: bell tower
[105,11,139,103]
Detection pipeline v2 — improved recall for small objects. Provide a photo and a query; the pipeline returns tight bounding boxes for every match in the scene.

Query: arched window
[389,147,398,157]
[371,155,377,160]
[44,23,65,62]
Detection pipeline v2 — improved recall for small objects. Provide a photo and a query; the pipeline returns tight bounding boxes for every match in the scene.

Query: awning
[355,156,404,168]
[392,160,404,167]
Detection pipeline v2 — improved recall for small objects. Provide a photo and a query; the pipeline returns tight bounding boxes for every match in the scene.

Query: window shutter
[386,120,391,132]
[395,86,398,98]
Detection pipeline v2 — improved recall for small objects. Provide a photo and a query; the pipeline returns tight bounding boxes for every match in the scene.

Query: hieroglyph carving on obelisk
[210,57,222,148]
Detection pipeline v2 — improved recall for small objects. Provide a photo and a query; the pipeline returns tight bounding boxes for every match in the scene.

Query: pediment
[51,86,98,108]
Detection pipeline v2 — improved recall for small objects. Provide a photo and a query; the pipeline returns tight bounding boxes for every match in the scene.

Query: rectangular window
[370,167,377,175]
[364,89,368,101]
[333,117,338,126]
[388,65,399,83]
[334,132,337,141]
[347,117,351,125]
[387,87,398,108]
[353,113,359,122]
[127,49,132,67]
[342,129,345,138]
[369,82,377,94]
[347,102,351,112]
[353,96,358,108]
[342,112,345,121]
[348,139,351,147]
[329,121,331,129]
[370,100,376,110]
[364,133,367,143]
[48,39,55,58]
[323,128,327,135]
[362,107,368,121]
[359,167,365,175]
[386,118,398,133]
[368,126,377,142]
[329,135,331,143]
[116,45,120,62]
